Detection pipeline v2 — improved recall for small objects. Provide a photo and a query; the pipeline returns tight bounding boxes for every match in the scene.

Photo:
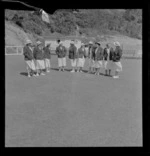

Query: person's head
[89,41,93,45]
[26,40,32,46]
[70,40,74,46]
[57,39,61,44]
[106,43,110,48]
[37,41,43,49]
[96,42,101,47]
[114,41,120,47]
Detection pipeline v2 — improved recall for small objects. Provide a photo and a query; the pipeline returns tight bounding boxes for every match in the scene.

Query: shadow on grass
[20,72,28,77]
[50,67,72,72]
[99,73,113,77]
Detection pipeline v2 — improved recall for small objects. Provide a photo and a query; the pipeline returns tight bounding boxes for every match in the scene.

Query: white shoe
[113,75,119,79]
[28,75,31,78]
[47,70,50,73]
[41,73,45,75]
[71,70,75,73]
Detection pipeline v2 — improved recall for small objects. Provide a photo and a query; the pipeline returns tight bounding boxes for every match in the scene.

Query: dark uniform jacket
[43,46,51,59]
[77,47,86,58]
[88,45,96,60]
[95,47,104,61]
[68,45,77,59]
[91,45,97,60]
[113,46,122,62]
[56,45,67,58]
[33,46,44,60]
[23,45,34,61]
[103,47,114,61]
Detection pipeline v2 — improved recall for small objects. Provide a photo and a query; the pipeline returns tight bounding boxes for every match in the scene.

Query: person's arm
[55,47,58,55]
[84,49,86,58]
[101,48,104,60]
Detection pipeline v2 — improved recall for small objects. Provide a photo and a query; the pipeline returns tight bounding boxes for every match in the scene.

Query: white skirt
[95,60,103,68]
[114,61,122,72]
[58,57,66,67]
[88,59,95,68]
[26,60,36,71]
[71,59,77,67]
[36,60,45,70]
[44,59,51,68]
[77,58,85,67]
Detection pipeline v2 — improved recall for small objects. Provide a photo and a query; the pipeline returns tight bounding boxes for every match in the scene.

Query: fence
[5,46,142,59]
[5,46,23,55]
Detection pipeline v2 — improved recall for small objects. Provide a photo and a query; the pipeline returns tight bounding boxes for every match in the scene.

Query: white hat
[36,41,42,45]
[70,41,74,44]
[89,41,93,44]
[114,41,120,46]
[96,41,101,45]
[26,40,32,45]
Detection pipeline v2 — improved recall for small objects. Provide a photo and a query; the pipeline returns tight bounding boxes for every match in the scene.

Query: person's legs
[113,62,122,78]
[45,59,50,72]
[40,60,45,75]
[62,57,66,71]
[71,59,76,72]
[77,58,81,72]
[30,60,38,76]
[104,60,108,75]
[88,58,92,73]
[35,60,40,75]
[26,60,34,77]
[26,65,31,77]
[58,58,62,71]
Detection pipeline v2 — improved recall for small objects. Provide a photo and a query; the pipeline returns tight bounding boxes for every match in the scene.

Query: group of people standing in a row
[23,39,123,79]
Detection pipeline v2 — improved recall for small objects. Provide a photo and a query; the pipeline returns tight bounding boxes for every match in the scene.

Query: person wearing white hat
[55,40,67,72]
[68,41,77,72]
[33,41,46,76]
[94,42,104,75]
[23,40,37,77]
[87,41,94,73]
[76,43,86,72]
[43,43,51,73]
[103,43,114,76]
[112,41,123,79]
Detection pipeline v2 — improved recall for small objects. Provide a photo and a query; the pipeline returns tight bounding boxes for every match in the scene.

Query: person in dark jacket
[94,42,104,75]
[55,41,67,72]
[77,43,86,72]
[68,41,77,72]
[23,40,36,77]
[91,42,97,73]
[103,43,114,76]
[33,41,45,76]
[112,42,123,79]
[87,41,95,73]
[43,43,51,73]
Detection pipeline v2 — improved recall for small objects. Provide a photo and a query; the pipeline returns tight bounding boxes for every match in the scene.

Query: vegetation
[5,9,142,39]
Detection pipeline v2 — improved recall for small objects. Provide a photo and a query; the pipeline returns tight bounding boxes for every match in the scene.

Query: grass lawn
[5,55,142,147]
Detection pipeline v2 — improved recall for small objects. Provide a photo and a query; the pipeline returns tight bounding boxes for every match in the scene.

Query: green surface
[5,55,142,147]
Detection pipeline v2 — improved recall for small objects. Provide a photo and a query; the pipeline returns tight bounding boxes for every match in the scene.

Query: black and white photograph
[4,0,143,147]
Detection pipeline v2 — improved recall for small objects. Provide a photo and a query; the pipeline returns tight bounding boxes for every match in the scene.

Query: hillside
[5,9,142,54]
